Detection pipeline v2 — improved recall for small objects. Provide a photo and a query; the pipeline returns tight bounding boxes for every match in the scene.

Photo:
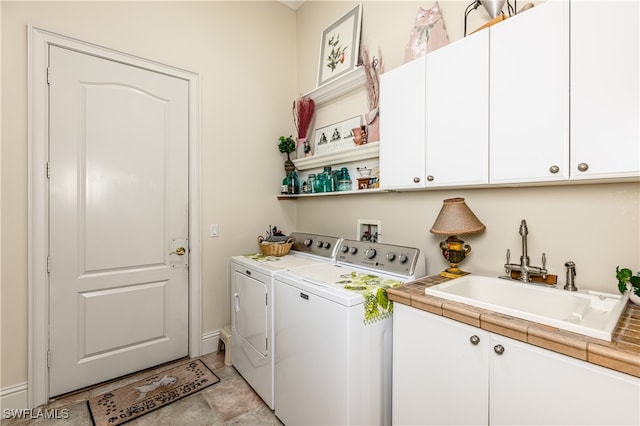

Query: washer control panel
[336,239,423,277]
[290,232,341,259]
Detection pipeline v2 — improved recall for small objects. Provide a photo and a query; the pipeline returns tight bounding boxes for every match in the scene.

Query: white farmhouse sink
[424,275,629,341]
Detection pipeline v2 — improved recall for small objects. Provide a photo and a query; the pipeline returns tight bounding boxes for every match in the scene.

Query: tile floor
[2,351,281,425]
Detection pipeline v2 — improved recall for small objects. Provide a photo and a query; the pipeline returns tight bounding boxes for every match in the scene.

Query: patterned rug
[88,359,220,426]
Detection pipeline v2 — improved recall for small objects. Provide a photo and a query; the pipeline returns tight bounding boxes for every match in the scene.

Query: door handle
[170,247,186,256]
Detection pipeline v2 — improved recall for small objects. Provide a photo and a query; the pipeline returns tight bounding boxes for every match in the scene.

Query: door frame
[27,26,202,408]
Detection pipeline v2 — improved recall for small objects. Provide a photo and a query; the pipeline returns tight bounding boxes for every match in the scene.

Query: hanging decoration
[361,45,384,143]
[292,96,316,158]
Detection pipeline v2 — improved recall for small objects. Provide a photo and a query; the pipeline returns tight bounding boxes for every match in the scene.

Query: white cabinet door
[394,305,640,426]
[570,0,640,180]
[379,57,426,189]
[491,334,640,426]
[392,304,489,425]
[489,0,570,183]
[426,29,489,187]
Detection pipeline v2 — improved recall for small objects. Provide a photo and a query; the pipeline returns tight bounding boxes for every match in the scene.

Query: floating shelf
[278,187,384,200]
[292,143,379,171]
[302,66,366,107]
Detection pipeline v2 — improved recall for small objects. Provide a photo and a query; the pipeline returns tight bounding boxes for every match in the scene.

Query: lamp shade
[430,197,486,235]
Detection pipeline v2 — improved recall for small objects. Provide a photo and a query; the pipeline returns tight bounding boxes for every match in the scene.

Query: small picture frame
[314,116,362,156]
[317,4,362,88]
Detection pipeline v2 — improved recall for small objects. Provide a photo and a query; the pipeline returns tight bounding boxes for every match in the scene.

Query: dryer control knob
[386,253,396,261]
[350,247,358,255]
[322,242,331,249]
[341,246,349,253]
[399,254,409,263]
[304,239,312,247]
[316,241,323,248]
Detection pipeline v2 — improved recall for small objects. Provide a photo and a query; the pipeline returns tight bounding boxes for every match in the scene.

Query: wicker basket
[257,236,294,257]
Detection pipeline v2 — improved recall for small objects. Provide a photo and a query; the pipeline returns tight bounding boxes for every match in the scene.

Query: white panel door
[48,45,189,396]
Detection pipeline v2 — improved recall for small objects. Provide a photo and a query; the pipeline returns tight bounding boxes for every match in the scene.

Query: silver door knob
[577,162,589,172]
[549,165,560,174]
[413,177,420,183]
[494,344,505,355]
[469,335,480,345]
[427,175,434,181]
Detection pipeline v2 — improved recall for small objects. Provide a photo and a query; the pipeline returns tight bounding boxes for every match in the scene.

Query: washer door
[234,270,268,355]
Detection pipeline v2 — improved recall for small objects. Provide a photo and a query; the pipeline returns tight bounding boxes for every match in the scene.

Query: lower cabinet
[392,304,640,425]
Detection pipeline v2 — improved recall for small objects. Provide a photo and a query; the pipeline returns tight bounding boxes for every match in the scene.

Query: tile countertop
[387,275,640,378]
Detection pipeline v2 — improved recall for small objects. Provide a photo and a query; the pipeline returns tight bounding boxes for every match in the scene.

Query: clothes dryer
[230,233,340,409]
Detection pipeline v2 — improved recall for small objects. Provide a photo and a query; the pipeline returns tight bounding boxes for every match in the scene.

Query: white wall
[1,1,297,394]
[294,1,639,288]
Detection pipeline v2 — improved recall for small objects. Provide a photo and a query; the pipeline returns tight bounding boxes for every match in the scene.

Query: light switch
[210,224,219,237]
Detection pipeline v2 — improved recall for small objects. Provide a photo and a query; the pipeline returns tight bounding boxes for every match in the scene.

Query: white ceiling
[279,1,305,11]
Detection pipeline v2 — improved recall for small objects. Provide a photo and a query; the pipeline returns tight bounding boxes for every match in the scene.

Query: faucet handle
[506,248,511,264]
[542,252,546,269]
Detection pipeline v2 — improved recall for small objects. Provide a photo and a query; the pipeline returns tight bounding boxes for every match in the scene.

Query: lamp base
[439,235,473,279]
[440,268,471,279]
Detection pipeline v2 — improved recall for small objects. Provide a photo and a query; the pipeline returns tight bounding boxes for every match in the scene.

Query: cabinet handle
[577,162,589,172]
[427,175,434,182]
[469,335,480,345]
[413,177,421,183]
[494,344,505,355]
[549,165,560,174]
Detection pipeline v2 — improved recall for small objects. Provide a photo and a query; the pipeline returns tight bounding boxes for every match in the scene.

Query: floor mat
[88,359,220,426]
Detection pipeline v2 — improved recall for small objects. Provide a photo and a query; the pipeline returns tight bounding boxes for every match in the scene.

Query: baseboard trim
[2,330,224,410]
[201,329,221,356]
[0,382,29,413]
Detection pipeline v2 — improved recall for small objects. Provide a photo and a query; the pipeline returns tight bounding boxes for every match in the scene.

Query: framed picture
[314,116,362,155]
[317,4,362,88]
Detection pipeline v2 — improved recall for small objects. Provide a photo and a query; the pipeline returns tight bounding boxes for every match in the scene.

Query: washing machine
[230,232,340,409]
[274,238,426,425]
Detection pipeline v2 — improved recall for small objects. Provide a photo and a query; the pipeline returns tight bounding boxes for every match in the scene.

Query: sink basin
[424,275,629,341]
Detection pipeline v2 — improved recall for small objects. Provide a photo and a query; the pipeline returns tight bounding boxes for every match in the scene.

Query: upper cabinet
[378,0,638,192]
[379,56,426,190]
[426,29,489,187]
[489,0,569,184]
[570,0,639,179]
[379,29,490,190]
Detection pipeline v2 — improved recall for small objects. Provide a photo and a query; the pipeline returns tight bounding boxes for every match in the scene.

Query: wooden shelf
[292,143,379,171]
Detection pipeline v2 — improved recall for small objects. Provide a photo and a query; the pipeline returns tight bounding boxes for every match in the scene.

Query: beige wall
[1,1,297,390]
[294,3,639,288]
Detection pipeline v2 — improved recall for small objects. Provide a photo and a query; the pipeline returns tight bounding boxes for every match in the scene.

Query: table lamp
[430,197,485,278]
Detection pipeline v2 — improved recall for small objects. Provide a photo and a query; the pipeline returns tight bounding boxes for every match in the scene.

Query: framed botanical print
[317,4,362,88]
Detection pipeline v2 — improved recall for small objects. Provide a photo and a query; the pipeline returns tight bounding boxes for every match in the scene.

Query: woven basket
[257,236,294,257]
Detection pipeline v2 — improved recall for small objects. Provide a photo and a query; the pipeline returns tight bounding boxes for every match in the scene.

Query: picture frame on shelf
[317,4,362,88]
[314,115,361,156]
